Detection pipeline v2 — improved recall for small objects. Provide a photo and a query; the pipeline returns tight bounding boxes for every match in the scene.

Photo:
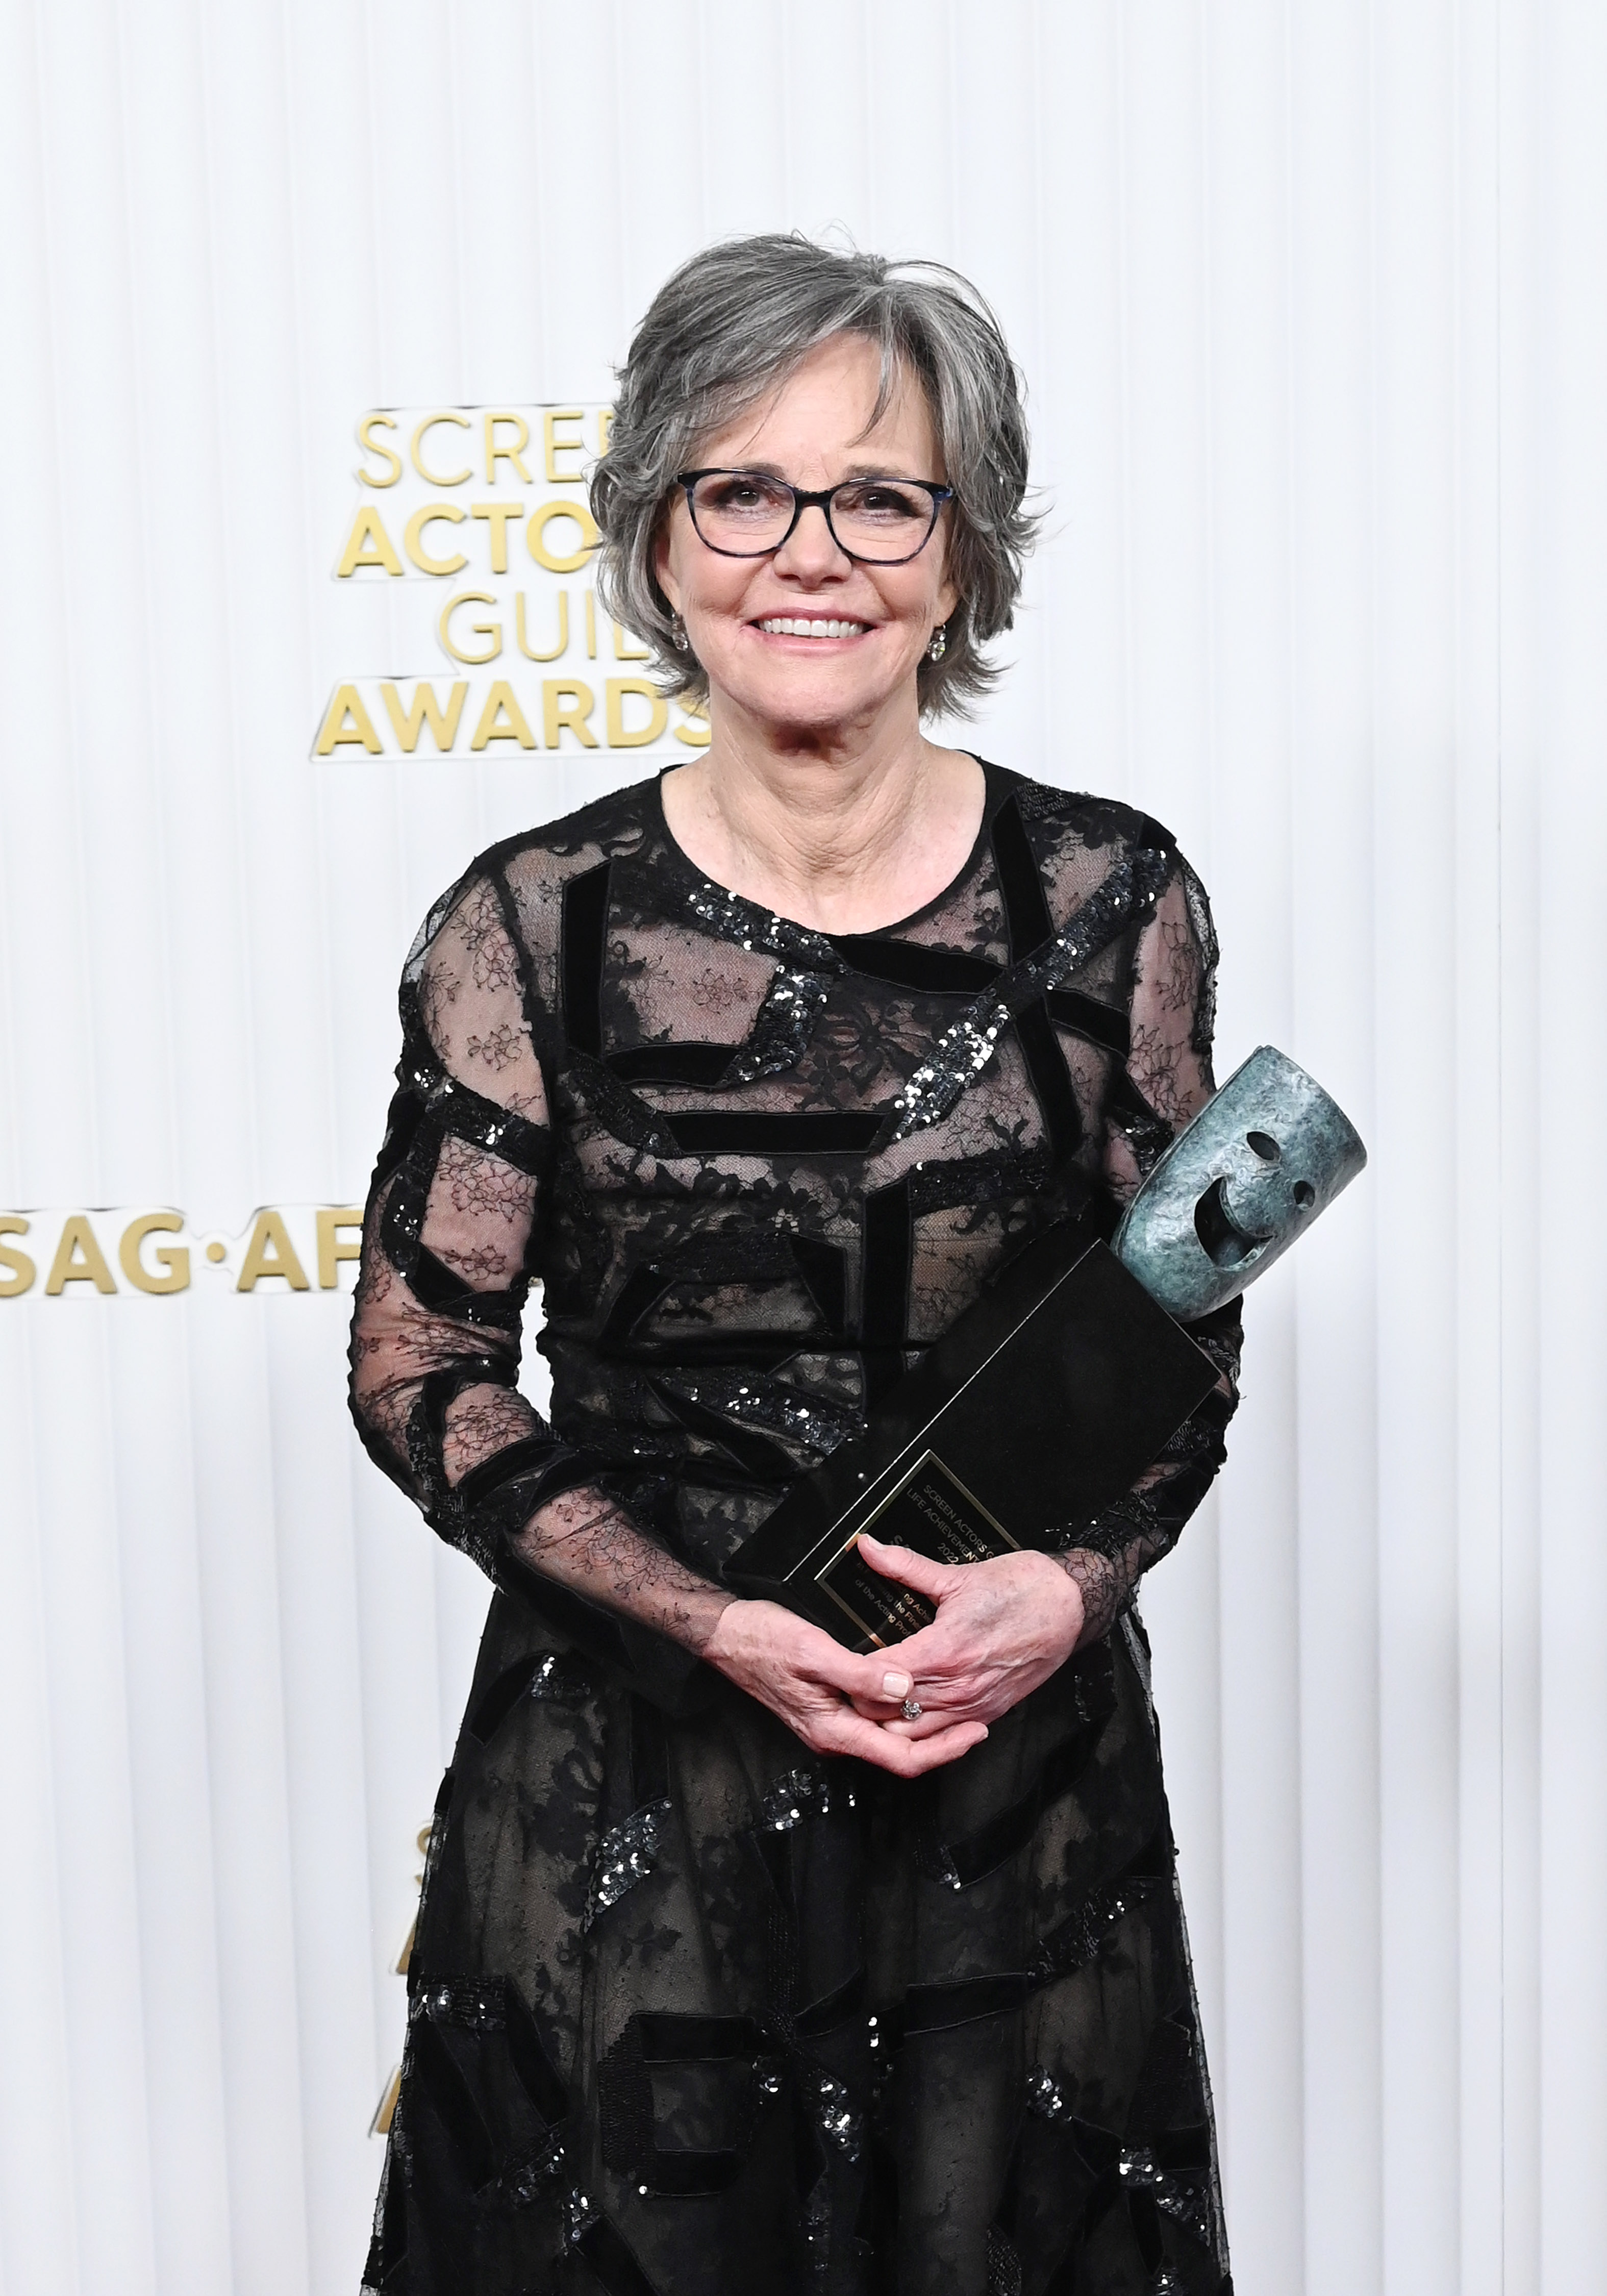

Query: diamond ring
[900,1697,923,1721]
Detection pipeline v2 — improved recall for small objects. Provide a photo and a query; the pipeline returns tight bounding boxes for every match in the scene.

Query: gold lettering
[470,682,538,750]
[0,1215,34,1298]
[597,408,614,456]
[612,619,650,661]
[606,678,668,748]
[316,1208,365,1289]
[119,1211,189,1295]
[336,504,404,578]
[315,685,384,755]
[439,593,503,665]
[44,1215,116,1295]
[543,409,585,483]
[381,681,469,752]
[542,680,597,749]
[674,700,712,749]
[584,591,597,659]
[470,501,524,575]
[237,1210,310,1291]
[484,411,532,484]
[404,503,467,577]
[516,591,568,662]
[411,411,471,486]
[357,413,403,487]
[526,500,598,575]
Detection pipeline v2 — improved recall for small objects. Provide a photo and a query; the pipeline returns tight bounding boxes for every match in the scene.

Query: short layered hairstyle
[590,233,1039,718]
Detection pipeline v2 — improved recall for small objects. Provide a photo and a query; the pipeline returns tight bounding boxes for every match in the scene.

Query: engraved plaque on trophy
[723,1046,1368,1650]
[723,1219,1220,1648]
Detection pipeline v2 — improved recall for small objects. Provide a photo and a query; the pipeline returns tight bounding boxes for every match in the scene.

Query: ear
[652,514,682,617]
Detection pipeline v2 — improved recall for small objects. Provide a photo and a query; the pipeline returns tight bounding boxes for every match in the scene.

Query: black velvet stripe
[825,934,1000,993]
[598,1264,677,1346]
[1013,999,1084,1163]
[663,1110,883,1155]
[860,1179,911,1349]
[636,2013,766,2061]
[606,1041,742,1087]
[504,1979,571,2128]
[434,1086,547,1176]
[632,1696,671,1807]
[419,1357,513,1421]
[647,1380,801,1484]
[902,1972,1032,2034]
[572,2216,664,2296]
[928,1712,1112,1888]
[860,1178,912,1408]
[463,1655,543,1747]
[371,1081,427,1192]
[991,794,1056,960]
[792,1966,867,2038]
[1045,987,1131,1058]
[410,2012,495,2190]
[610,1043,730,1089]
[642,2149,745,2197]
[453,1433,561,1511]
[789,1233,849,1337]
[418,1363,509,1451]
[561,861,611,1057]
[405,1244,525,1326]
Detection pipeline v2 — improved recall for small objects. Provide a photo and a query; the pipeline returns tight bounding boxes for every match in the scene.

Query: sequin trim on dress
[655,1369,855,1462]
[808,2068,863,2163]
[1024,2063,1073,2121]
[584,1801,670,1928]
[887,850,1172,1143]
[760,1767,851,1832]
[1118,2148,1213,2249]
[717,968,829,1085]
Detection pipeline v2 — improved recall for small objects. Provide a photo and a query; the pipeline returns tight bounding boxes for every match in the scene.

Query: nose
[772,498,851,580]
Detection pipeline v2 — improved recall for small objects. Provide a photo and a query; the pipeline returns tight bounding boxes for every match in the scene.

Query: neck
[663,692,984,935]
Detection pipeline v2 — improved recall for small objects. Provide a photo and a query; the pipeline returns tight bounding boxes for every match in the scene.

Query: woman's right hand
[703,1598,988,1776]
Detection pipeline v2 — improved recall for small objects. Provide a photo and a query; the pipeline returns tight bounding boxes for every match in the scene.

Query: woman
[352,235,1241,2296]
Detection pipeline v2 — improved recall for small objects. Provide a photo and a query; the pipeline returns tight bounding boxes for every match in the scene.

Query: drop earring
[670,612,690,654]
[926,622,948,663]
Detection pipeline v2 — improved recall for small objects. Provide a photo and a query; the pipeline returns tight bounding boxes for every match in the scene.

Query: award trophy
[723,1047,1366,1648]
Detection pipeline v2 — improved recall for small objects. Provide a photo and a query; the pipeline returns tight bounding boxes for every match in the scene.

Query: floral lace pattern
[354,764,1239,2296]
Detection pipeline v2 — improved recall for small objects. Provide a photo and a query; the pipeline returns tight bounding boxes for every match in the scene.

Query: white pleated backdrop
[1,5,1602,2292]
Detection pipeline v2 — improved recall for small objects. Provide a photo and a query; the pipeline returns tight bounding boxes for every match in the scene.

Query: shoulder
[404,775,664,1022]
[475,772,662,892]
[989,764,1179,868]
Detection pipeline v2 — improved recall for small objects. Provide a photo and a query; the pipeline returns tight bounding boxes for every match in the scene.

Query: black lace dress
[351,762,1242,2296]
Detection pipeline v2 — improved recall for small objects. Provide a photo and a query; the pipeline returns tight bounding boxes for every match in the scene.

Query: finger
[887,1705,990,1739]
[814,1709,988,1776]
[855,1535,958,1603]
[788,1626,915,1710]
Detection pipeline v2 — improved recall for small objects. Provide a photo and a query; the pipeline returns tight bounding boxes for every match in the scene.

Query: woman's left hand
[854,1534,1086,1738]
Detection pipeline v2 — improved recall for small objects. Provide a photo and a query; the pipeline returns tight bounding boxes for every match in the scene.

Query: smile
[755,617,870,638]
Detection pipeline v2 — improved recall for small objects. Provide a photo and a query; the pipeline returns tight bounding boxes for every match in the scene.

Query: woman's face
[655,334,959,744]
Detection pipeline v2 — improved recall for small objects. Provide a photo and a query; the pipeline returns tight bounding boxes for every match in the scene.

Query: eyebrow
[717,460,928,483]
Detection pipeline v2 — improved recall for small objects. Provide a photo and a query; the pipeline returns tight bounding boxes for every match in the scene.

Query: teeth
[758,617,868,638]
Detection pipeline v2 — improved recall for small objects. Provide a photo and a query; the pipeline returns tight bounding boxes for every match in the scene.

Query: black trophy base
[723,1220,1218,1650]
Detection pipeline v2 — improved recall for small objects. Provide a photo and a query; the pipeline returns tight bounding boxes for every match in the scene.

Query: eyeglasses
[673,468,954,565]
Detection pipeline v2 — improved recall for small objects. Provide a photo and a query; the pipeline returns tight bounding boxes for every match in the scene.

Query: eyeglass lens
[687,472,939,562]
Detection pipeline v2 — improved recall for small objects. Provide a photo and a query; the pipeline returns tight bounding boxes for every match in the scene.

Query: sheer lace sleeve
[1066,857,1244,1642]
[347,867,598,1582]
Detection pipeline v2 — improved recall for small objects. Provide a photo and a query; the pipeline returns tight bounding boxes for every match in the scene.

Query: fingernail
[882,1670,911,1697]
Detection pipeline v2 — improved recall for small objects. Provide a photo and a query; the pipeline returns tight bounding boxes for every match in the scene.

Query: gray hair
[590,234,1039,718]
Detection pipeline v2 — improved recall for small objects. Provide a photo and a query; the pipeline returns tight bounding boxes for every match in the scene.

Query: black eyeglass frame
[672,468,955,566]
